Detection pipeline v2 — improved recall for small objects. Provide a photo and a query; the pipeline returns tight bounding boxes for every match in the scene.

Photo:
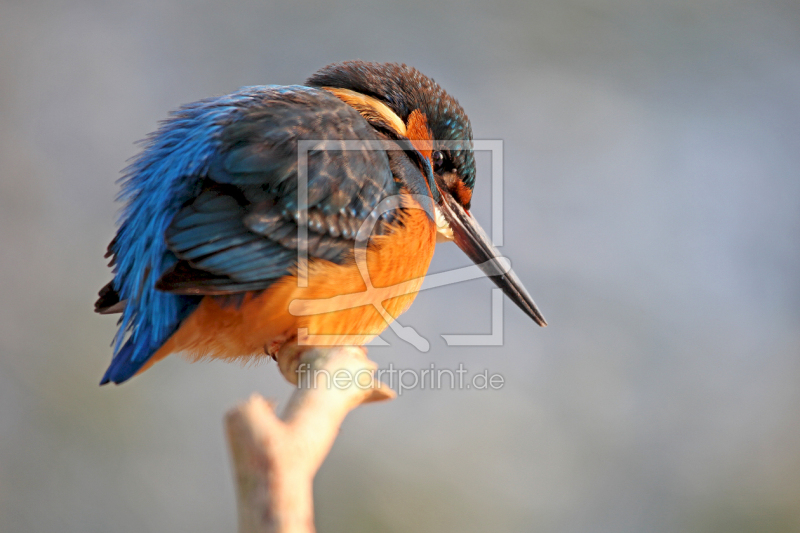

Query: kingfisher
[95,61,546,385]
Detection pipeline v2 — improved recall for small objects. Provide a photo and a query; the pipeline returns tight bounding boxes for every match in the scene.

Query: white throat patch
[434,206,454,243]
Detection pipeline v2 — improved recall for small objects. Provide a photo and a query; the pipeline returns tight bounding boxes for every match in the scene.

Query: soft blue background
[1,0,798,531]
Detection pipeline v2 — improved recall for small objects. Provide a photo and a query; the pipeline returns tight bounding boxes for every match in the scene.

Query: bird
[95,60,546,385]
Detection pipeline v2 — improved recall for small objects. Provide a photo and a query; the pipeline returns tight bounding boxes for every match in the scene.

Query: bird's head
[308,61,546,326]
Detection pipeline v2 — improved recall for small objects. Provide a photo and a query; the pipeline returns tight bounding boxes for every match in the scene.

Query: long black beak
[438,190,547,327]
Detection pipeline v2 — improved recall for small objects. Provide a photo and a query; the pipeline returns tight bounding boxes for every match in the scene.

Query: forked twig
[224,343,395,533]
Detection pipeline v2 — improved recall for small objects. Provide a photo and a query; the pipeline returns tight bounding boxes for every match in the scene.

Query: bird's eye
[432,150,445,173]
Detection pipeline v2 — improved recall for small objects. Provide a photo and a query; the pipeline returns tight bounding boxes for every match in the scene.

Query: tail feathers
[100,338,151,385]
[95,281,126,314]
[99,294,201,385]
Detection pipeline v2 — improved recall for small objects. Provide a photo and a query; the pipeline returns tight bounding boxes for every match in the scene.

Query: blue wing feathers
[178,233,262,261]
[103,87,277,384]
[172,208,238,230]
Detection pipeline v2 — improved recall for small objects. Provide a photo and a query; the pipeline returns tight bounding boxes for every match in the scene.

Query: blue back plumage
[102,87,285,384]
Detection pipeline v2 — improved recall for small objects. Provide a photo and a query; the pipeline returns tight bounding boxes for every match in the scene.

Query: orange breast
[142,195,437,370]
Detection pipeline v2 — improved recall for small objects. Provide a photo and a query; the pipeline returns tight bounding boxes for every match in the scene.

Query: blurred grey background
[1,0,799,531]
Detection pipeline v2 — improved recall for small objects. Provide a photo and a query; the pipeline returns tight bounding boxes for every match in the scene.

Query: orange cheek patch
[406,110,472,209]
[405,109,433,161]
[451,178,473,208]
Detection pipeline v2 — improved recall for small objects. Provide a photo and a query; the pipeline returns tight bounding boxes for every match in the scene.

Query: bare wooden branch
[224,343,395,533]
